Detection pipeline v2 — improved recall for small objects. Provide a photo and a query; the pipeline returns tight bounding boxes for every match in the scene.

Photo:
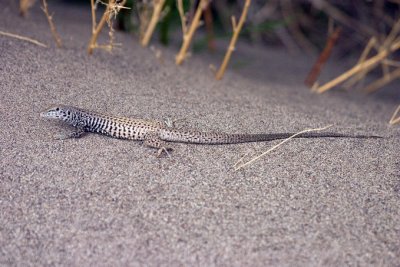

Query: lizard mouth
[40,112,56,119]
[40,112,48,118]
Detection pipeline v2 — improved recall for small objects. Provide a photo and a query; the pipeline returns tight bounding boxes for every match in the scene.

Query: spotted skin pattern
[40,105,380,153]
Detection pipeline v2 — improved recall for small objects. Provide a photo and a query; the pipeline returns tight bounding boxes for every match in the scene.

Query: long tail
[222,132,382,144]
[160,129,382,145]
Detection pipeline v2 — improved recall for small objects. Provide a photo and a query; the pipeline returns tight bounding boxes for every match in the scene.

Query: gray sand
[1,1,399,266]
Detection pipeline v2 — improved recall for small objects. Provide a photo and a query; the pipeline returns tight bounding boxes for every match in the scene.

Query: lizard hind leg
[143,132,173,157]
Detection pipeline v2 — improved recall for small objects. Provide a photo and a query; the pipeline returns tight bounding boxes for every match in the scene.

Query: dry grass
[315,39,400,93]
[215,0,251,80]
[41,0,62,48]
[234,125,333,171]
[311,14,400,94]
[175,0,209,65]
[87,0,128,54]
[389,105,400,125]
[0,30,47,47]
[138,1,151,40]
[310,0,377,38]
[343,37,378,89]
[176,0,187,34]
[141,0,166,47]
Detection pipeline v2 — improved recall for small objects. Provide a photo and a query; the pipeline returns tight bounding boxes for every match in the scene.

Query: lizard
[40,104,381,156]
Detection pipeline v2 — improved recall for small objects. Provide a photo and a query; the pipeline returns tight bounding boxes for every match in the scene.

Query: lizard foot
[144,132,173,157]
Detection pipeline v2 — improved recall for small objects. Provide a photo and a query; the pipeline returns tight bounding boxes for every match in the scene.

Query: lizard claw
[156,147,173,158]
[163,117,186,129]
[53,133,69,140]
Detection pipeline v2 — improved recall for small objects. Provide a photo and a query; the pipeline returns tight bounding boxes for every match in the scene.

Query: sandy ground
[1,1,399,266]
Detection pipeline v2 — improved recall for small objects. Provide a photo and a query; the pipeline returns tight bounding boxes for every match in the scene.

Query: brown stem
[41,0,62,48]
[204,4,215,52]
[175,0,209,65]
[87,0,115,55]
[141,0,166,47]
[304,27,341,87]
[215,0,251,80]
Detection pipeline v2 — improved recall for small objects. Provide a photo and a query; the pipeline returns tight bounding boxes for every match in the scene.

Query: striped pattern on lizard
[40,105,380,156]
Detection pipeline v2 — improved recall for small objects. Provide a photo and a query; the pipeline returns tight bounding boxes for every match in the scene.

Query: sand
[1,1,399,266]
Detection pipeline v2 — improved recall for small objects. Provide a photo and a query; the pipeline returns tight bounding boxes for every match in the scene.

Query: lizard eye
[56,108,60,111]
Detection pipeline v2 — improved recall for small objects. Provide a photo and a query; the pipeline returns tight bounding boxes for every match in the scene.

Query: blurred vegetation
[110,0,400,57]
[14,0,399,121]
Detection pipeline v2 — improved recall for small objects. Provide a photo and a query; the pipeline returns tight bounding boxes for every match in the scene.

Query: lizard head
[40,105,79,124]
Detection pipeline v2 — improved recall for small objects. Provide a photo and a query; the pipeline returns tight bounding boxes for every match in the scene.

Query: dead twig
[0,30,47,47]
[305,26,342,88]
[215,0,251,80]
[234,125,333,171]
[389,105,400,125]
[88,0,114,54]
[175,0,209,65]
[141,0,166,47]
[41,0,62,48]
[87,0,128,54]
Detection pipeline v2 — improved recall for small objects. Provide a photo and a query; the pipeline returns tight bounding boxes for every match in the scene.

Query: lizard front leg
[143,132,173,157]
[163,117,187,129]
[54,127,86,140]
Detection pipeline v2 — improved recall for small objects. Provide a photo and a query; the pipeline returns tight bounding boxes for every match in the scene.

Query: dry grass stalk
[175,0,209,65]
[316,17,400,93]
[88,0,114,54]
[41,0,62,48]
[280,0,316,55]
[19,0,36,16]
[383,18,400,48]
[138,1,151,40]
[305,26,342,87]
[176,0,187,35]
[87,0,128,54]
[204,4,215,52]
[389,105,400,125]
[234,125,333,171]
[345,20,400,89]
[215,0,251,80]
[315,39,400,93]
[344,37,377,89]
[311,0,377,38]
[383,59,400,67]
[141,0,166,47]
[0,30,47,47]
[91,0,97,34]
[364,67,400,93]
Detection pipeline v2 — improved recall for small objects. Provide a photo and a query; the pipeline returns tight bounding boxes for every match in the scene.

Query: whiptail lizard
[40,105,381,156]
